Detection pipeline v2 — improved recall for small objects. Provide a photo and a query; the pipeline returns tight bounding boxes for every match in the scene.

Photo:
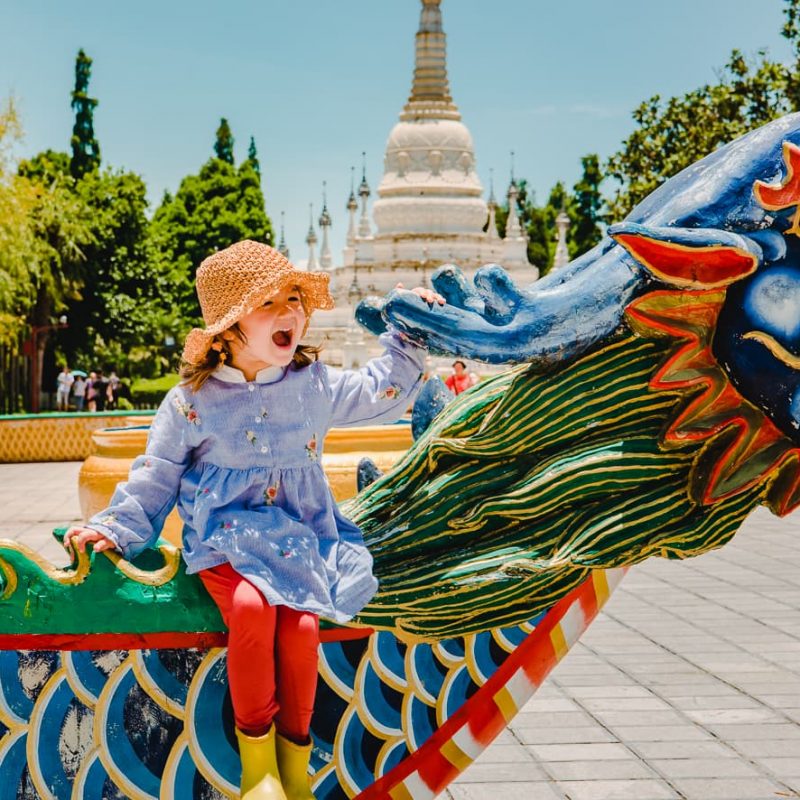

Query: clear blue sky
[1,0,791,262]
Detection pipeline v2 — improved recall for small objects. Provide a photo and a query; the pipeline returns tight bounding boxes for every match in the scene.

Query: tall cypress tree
[571,154,604,256]
[214,118,235,164]
[69,49,100,179]
[247,135,260,177]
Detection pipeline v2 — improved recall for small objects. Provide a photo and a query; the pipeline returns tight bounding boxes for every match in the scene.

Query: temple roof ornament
[401,0,460,122]
[505,176,523,239]
[278,211,290,258]
[306,203,319,270]
[372,0,487,240]
[487,168,500,241]
[358,153,372,238]
[553,207,571,270]
[346,166,358,248]
[319,182,333,271]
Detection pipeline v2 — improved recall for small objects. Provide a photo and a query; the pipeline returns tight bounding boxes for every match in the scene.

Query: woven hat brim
[181,269,334,365]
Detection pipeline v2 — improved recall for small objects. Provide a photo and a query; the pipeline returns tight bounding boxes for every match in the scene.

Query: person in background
[73,375,87,412]
[445,359,479,396]
[93,370,110,412]
[86,371,98,412]
[56,365,74,411]
[108,370,121,410]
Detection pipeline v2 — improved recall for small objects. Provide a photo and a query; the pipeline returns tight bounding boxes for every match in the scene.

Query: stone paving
[0,462,798,799]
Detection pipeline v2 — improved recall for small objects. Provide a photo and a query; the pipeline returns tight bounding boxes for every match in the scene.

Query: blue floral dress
[87,330,427,622]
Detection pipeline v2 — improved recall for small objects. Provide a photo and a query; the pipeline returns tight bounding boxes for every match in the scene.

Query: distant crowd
[56,365,128,412]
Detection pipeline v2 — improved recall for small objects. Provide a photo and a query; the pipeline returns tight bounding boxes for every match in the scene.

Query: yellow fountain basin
[79,423,413,547]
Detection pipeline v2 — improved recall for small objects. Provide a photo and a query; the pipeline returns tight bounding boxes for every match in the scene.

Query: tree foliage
[248,135,260,177]
[606,0,800,220]
[70,49,100,179]
[0,99,29,339]
[214,118,235,165]
[3,116,93,351]
[571,154,604,255]
[150,155,273,322]
[493,172,604,276]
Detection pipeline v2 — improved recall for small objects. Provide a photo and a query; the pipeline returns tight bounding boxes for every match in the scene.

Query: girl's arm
[325,327,428,428]
[78,386,195,561]
[326,286,443,428]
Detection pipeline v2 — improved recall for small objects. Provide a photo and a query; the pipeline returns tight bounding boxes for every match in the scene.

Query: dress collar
[213,363,286,384]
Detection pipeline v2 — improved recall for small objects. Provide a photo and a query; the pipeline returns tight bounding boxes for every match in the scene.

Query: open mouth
[272,328,293,348]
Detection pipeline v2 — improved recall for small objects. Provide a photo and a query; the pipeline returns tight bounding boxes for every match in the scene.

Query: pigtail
[179,331,236,393]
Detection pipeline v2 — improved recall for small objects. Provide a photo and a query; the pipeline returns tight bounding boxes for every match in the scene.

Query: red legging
[199,563,320,740]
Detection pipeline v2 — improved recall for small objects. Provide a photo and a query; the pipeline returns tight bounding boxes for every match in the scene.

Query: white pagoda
[308,0,537,363]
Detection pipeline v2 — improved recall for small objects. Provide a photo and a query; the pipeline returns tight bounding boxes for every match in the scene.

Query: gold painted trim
[104,544,181,586]
[184,648,239,797]
[0,539,91,586]
[63,652,100,710]
[72,748,102,799]
[131,650,186,721]
[493,684,519,724]
[26,667,68,800]
[550,625,568,661]
[375,735,408,779]
[94,656,155,800]
[332,704,364,799]
[317,644,356,704]
[743,331,800,369]
[440,736,473,771]
[0,556,18,601]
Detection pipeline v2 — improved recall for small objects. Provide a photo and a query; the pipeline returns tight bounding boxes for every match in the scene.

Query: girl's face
[225,284,307,370]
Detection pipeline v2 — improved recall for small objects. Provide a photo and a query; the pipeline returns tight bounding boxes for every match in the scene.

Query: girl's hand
[63,526,118,554]
[395,283,446,306]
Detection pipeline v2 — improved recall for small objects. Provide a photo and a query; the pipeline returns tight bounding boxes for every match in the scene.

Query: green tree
[70,49,100,179]
[67,168,181,375]
[214,118,235,164]
[5,135,94,396]
[0,98,34,344]
[150,155,274,323]
[571,154,604,256]
[18,147,179,377]
[248,135,260,177]
[516,181,552,270]
[782,0,800,108]
[606,1,800,220]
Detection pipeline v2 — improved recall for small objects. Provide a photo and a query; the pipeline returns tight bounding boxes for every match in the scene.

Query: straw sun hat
[181,240,335,365]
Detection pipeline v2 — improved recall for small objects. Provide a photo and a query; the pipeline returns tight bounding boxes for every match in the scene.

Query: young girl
[64,240,443,800]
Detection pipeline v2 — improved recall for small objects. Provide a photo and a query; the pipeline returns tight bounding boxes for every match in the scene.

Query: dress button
[248,385,255,392]
[255,417,261,423]
[260,446,268,453]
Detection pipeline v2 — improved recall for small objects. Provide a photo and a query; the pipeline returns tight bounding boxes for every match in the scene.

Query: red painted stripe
[0,626,374,651]
[0,632,228,651]
[357,571,610,799]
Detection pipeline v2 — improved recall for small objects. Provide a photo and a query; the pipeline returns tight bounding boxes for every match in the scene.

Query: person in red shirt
[445,360,478,395]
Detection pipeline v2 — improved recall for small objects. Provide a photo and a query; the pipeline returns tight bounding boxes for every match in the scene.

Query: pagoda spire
[319,181,333,270]
[346,166,358,247]
[357,152,372,238]
[401,0,460,122]
[278,211,290,258]
[306,204,319,270]
[486,167,500,241]
[553,207,571,270]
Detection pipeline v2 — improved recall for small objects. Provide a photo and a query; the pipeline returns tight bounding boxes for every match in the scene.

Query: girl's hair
[179,321,323,393]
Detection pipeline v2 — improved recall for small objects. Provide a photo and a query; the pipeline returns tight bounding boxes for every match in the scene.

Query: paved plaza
[0,461,798,799]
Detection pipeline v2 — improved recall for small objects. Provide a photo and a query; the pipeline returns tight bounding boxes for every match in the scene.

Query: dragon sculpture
[1,114,799,797]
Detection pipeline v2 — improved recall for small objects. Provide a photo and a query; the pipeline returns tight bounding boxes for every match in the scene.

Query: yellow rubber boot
[276,734,315,799]
[236,725,288,800]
